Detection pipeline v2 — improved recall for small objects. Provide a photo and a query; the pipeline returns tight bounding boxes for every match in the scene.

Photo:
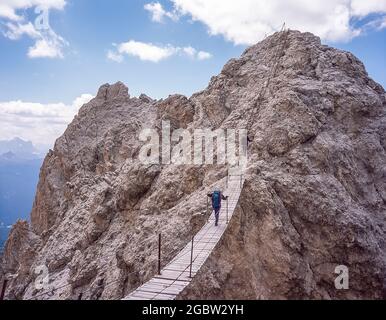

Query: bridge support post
[240,174,243,189]
[189,236,194,278]
[226,199,229,224]
[0,279,8,300]
[158,233,162,275]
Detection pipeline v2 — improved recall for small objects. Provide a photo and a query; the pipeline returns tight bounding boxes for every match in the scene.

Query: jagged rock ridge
[1,30,386,300]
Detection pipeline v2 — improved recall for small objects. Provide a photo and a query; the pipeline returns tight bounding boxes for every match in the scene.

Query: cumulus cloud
[117,40,178,62]
[107,49,124,63]
[2,21,40,39]
[350,0,386,17]
[364,14,386,31]
[0,1,68,58]
[182,46,212,60]
[197,50,212,60]
[0,94,93,146]
[0,0,66,21]
[170,0,386,44]
[107,40,212,62]
[28,30,68,58]
[182,46,196,57]
[144,2,179,22]
[2,21,68,58]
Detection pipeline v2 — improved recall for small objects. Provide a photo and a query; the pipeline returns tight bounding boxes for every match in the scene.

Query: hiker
[207,187,228,226]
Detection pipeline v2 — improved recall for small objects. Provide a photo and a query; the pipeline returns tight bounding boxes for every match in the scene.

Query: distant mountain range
[0,138,45,249]
[0,137,46,160]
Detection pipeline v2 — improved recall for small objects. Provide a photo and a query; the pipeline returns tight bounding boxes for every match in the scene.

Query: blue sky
[0,0,385,146]
[0,0,241,103]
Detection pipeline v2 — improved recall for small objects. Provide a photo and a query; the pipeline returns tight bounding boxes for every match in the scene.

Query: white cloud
[197,50,212,60]
[0,0,66,21]
[350,0,386,17]
[0,94,93,147]
[107,50,124,63]
[2,21,40,40]
[144,2,179,22]
[3,22,68,59]
[170,0,386,44]
[183,46,196,57]
[27,30,68,58]
[0,1,68,58]
[362,14,386,31]
[108,40,212,63]
[183,46,212,60]
[117,40,178,62]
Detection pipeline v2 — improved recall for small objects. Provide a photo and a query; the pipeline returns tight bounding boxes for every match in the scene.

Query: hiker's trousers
[214,207,221,225]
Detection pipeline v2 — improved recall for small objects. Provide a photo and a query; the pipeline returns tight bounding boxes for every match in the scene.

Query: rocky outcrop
[157,94,195,129]
[1,221,40,299]
[1,30,385,300]
[179,31,386,300]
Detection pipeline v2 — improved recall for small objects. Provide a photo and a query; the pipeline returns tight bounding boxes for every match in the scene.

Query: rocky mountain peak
[138,93,154,103]
[96,81,130,102]
[1,30,386,300]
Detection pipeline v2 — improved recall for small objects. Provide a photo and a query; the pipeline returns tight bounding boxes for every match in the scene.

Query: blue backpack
[212,191,221,208]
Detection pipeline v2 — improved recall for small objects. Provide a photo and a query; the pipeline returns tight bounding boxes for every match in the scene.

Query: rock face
[1,30,386,300]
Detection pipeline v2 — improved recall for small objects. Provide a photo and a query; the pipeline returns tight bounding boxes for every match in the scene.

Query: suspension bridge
[123,173,245,300]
